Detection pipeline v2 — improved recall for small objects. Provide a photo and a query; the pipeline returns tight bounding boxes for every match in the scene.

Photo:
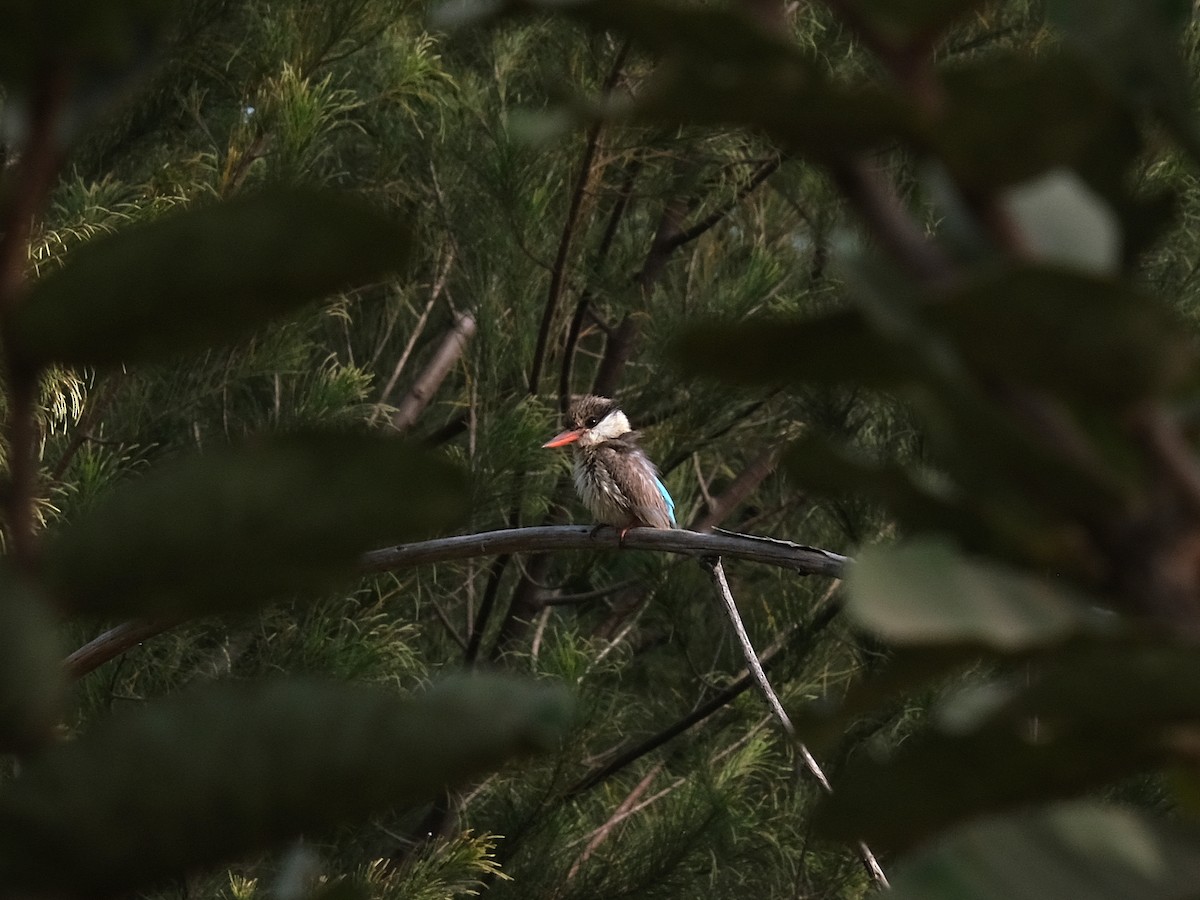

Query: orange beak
[543,429,582,448]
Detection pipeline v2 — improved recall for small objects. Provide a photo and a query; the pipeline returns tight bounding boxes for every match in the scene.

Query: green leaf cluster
[0,6,572,896]
[437,0,1200,894]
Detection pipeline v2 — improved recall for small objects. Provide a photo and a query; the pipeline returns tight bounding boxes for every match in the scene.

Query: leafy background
[3,0,1200,897]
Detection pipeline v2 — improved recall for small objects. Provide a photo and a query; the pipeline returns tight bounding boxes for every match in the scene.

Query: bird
[543,395,676,541]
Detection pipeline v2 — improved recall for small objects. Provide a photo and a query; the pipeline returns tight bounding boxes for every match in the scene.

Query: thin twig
[662,156,782,254]
[702,558,828,788]
[427,596,469,652]
[566,761,665,881]
[830,159,953,287]
[464,552,511,666]
[702,556,889,888]
[566,598,842,797]
[372,246,455,418]
[390,312,476,434]
[529,40,630,396]
[690,446,782,531]
[558,155,643,411]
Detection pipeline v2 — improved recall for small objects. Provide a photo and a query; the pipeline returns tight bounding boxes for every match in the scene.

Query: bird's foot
[588,523,609,541]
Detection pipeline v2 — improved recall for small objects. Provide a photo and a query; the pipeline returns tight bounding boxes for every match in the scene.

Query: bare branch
[361,525,847,577]
[689,446,782,531]
[372,247,455,417]
[830,159,953,286]
[390,312,476,434]
[559,155,643,411]
[703,557,889,888]
[64,618,183,681]
[566,597,843,797]
[67,526,847,679]
[529,40,631,396]
[661,156,782,254]
[703,557,830,789]
[567,761,665,881]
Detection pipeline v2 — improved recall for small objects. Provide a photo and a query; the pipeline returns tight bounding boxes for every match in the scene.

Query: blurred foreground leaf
[44,432,466,616]
[887,802,1200,900]
[1002,170,1121,275]
[833,0,986,48]
[0,0,172,88]
[818,641,1200,851]
[0,571,65,753]
[0,675,571,895]
[678,266,1193,406]
[845,537,1097,650]
[434,0,911,161]
[12,190,411,372]
[1047,0,1200,159]
[816,717,1157,853]
[930,55,1138,194]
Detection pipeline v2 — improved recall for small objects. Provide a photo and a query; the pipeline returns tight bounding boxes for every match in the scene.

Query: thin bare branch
[362,525,847,577]
[372,248,455,417]
[703,557,888,888]
[566,597,843,798]
[567,762,665,881]
[830,159,953,286]
[529,40,630,396]
[68,527,847,680]
[690,446,782,531]
[661,156,782,254]
[64,618,184,681]
[559,155,643,411]
[390,312,476,433]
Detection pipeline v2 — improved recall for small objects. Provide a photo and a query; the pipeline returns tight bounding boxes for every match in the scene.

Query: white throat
[584,409,631,445]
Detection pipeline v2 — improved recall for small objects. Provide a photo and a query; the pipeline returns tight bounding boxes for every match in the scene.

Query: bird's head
[543,395,632,449]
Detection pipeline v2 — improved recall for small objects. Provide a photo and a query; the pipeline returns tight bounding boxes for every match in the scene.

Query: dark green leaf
[1046,0,1200,160]
[837,0,990,48]
[676,308,935,389]
[845,537,1097,650]
[44,432,467,617]
[915,386,1133,527]
[787,437,992,539]
[887,803,1200,899]
[787,436,1104,573]
[819,640,1200,852]
[929,55,1140,193]
[0,571,65,754]
[816,716,1158,852]
[621,62,909,164]
[0,1,172,88]
[792,646,988,756]
[932,267,1194,404]
[435,0,912,161]
[0,675,571,894]
[12,190,411,372]
[997,642,1200,736]
[680,265,1193,406]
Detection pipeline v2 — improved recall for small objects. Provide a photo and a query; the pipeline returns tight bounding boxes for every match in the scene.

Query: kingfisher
[543,395,676,540]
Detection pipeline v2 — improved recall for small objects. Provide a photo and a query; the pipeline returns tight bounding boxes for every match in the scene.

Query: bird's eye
[584,416,599,428]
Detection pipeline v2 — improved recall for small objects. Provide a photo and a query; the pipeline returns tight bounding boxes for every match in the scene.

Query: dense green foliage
[4,0,1200,897]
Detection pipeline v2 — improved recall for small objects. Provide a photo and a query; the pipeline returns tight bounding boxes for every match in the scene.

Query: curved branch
[66,526,848,680]
[360,525,848,577]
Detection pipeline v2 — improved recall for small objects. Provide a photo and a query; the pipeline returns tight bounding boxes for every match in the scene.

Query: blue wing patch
[655,476,677,527]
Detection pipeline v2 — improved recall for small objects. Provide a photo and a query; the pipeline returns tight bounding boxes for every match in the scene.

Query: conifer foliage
[4,0,1200,898]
